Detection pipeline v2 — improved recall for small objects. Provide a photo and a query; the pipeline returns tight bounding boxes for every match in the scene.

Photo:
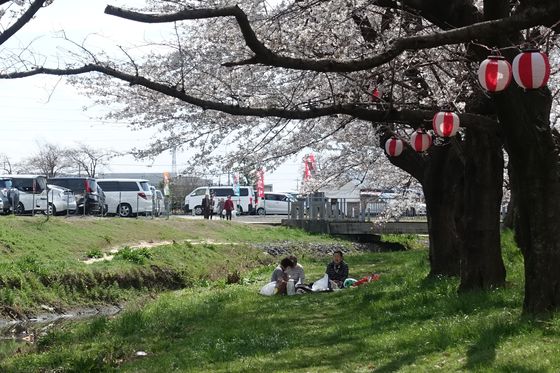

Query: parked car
[184,186,255,215]
[256,192,297,215]
[0,177,19,214]
[0,175,48,214]
[46,184,77,215]
[48,177,101,214]
[96,179,153,217]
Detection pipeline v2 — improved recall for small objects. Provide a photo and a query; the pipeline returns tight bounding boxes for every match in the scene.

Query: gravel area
[252,240,407,257]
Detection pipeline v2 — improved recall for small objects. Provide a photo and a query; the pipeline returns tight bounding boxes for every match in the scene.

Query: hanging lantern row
[385,111,461,157]
[478,49,550,92]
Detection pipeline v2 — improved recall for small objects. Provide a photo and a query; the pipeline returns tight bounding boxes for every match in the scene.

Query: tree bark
[460,127,506,291]
[494,86,560,314]
[379,128,462,277]
[422,141,463,277]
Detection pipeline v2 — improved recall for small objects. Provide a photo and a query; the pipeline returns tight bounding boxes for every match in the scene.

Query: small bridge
[282,198,428,239]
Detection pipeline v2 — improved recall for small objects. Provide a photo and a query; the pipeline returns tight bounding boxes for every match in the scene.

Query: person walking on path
[202,194,211,219]
[209,193,215,220]
[216,198,225,219]
[224,195,235,221]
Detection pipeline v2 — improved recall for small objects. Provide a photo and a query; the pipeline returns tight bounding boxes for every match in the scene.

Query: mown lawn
[2,230,559,372]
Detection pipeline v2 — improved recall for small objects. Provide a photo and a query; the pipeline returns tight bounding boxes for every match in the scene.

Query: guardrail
[288,197,425,222]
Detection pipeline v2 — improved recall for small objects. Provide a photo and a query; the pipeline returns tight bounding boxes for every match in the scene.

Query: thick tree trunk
[422,142,463,277]
[494,87,560,314]
[379,128,462,277]
[460,127,506,291]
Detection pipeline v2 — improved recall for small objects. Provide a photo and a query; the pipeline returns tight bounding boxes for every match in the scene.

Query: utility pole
[171,147,177,177]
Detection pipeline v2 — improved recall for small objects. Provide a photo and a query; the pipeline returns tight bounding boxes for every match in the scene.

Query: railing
[288,197,426,222]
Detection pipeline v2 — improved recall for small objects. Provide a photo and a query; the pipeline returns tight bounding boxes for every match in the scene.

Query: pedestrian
[224,195,235,221]
[216,198,225,219]
[202,193,211,219]
[209,193,215,220]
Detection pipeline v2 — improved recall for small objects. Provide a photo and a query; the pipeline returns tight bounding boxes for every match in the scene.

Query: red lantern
[384,138,404,157]
[512,50,550,89]
[410,130,432,152]
[478,56,512,92]
[372,87,381,101]
[433,111,460,137]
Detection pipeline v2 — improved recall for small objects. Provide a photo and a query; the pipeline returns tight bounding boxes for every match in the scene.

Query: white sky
[0,0,301,192]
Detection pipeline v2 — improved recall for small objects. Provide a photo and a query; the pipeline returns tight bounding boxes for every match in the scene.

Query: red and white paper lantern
[410,130,432,152]
[384,138,404,157]
[478,56,512,92]
[433,111,460,137]
[512,50,550,89]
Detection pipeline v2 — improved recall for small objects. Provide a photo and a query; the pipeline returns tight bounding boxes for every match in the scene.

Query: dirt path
[83,239,237,264]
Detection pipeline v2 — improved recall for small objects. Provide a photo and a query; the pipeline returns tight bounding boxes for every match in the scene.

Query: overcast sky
[0,0,301,192]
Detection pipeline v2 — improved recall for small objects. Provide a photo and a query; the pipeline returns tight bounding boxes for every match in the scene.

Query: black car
[48,177,101,214]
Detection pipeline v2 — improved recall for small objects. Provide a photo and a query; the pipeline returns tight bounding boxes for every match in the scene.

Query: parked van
[184,186,255,215]
[96,179,153,217]
[256,192,297,215]
[0,175,48,214]
[48,177,101,214]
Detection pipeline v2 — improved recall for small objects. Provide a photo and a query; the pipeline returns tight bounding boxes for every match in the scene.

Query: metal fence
[288,196,426,222]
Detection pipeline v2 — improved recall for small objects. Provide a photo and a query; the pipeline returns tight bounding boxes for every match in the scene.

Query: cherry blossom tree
[1,0,559,313]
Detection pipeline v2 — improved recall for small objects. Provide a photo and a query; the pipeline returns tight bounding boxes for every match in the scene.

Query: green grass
[0,216,340,312]
[3,229,559,372]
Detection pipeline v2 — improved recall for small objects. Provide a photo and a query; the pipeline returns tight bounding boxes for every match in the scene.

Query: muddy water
[0,305,122,343]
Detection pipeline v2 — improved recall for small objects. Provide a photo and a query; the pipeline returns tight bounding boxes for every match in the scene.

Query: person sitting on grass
[285,255,305,285]
[271,257,294,295]
[326,250,349,289]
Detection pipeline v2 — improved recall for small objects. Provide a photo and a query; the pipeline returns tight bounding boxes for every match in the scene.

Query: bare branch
[105,3,560,72]
[0,0,48,46]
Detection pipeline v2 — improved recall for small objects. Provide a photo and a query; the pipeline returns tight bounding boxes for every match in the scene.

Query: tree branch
[105,3,560,72]
[0,0,48,46]
[0,64,497,130]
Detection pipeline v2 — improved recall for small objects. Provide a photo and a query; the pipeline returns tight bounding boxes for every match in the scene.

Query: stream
[0,305,122,343]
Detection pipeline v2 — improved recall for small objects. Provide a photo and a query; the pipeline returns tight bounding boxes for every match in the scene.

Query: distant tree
[67,144,117,178]
[26,143,71,178]
[0,154,14,174]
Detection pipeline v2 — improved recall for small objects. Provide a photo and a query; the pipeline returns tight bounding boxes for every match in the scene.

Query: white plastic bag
[312,274,330,292]
[259,281,277,296]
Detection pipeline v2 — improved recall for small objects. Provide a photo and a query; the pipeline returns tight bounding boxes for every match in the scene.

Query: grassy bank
[3,230,559,372]
[0,216,341,313]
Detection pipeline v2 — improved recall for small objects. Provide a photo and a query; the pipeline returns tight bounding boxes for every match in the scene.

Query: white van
[256,192,297,215]
[184,186,255,215]
[96,179,153,217]
[0,175,48,214]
